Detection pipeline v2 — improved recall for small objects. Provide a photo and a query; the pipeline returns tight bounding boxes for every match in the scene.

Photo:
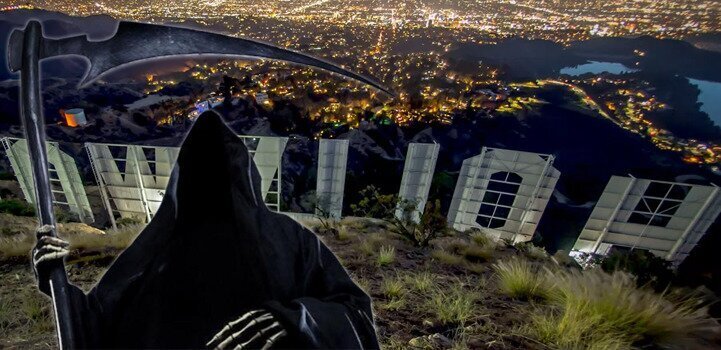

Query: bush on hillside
[0,199,35,217]
[351,185,447,247]
[300,190,341,237]
[601,249,674,291]
[115,216,144,228]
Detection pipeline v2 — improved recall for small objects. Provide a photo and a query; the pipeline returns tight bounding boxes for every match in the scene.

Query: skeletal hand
[206,309,287,350]
[32,225,69,270]
[31,225,69,293]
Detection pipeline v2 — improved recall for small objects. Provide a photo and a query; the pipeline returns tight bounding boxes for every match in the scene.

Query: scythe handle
[19,20,77,349]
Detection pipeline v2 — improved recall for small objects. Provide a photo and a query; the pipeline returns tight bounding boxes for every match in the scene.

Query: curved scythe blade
[8,21,392,96]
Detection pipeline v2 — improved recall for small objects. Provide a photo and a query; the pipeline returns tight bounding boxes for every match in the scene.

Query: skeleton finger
[234,322,283,350]
[37,236,70,248]
[260,330,287,350]
[217,313,274,349]
[33,250,69,265]
[206,310,267,347]
[33,244,67,261]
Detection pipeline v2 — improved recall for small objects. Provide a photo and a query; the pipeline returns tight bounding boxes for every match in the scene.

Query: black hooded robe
[52,111,379,349]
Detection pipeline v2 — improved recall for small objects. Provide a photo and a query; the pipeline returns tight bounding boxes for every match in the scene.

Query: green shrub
[55,208,79,223]
[115,216,144,228]
[351,186,446,247]
[493,258,550,301]
[600,249,673,291]
[350,185,397,219]
[552,250,582,269]
[0,199,35,217]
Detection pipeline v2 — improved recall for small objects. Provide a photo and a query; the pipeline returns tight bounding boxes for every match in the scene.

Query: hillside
[1,214,719,349]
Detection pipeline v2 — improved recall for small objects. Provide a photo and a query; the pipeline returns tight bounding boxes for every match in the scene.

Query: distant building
[208,96,224,108]
[572,176,721,266]
[255,93,270,105]
[195,101,210,114]
[190,97,224,120]
[447,147,560,243]
[63,108,87,127]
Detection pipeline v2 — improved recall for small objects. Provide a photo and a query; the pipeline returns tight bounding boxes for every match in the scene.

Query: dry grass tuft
[381,297,406,311]
[431,249,465,266]
[377,245,396,266]
[381,274,406,299]
[352,275,372,294]
[469,229,495,248]
[380,274,406,311]
[0,224,144,262]
[0,297,15,335]
[359,233,386,257]
[404,271,436,293]
[462,245,495,263]
[336,225,354,241]
[65,224,144,252]
[521,268,717,349]
[515,242,548,260]
[493,258,550,301]
[424,282,478,325]
[0,233,35,260]
[524,304,631,350]
[20,291,53,334]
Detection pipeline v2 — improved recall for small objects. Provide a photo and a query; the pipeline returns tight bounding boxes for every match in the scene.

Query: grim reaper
[32,111,379,349]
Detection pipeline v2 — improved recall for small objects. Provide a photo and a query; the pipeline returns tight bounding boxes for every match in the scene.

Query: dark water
[688,78,721,127]
[560,61,638,75]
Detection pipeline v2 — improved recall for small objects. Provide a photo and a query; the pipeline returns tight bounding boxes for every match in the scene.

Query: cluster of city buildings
[567,76,721,170]
[24,0,721,44]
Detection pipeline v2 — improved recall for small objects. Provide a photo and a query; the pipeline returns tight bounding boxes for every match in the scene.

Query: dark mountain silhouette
[447,36,721,83]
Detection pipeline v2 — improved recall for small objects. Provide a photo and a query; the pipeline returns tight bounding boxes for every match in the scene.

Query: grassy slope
[1,216,720,349]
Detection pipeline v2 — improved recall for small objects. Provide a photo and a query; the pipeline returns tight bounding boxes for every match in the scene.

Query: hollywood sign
[3,137,719,265]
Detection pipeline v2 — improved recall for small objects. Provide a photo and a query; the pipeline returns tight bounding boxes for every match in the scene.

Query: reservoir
[561,62,721,128]
[688,78,721,127]
[560,61,637,76]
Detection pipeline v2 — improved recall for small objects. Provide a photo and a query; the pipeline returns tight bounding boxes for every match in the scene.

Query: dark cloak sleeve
[264,219,379,349]
[36,111,379,349]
